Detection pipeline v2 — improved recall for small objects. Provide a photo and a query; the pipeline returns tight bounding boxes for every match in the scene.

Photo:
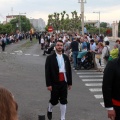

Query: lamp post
[19,12,26,32]
[78,0,86,35]
[93,11,100,35]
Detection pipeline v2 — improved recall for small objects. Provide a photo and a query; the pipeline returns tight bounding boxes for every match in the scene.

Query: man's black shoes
[47,110,52,120]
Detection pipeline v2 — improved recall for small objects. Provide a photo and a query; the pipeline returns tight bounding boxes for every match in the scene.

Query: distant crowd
[39,32,120,71]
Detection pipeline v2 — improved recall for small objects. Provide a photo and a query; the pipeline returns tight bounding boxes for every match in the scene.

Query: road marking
[89,88,102,92]
[77,72,103,75]
[85,83,102,86]
[94,95,103,99]
[14,50,23,53]
[79,75,103,78]
[82,79,102,81]
[100,102,104,107]
[77,70,98,72]
[17,53,23,55]
[33,54,39,57]
[10,53,15,54]
[25,54,31,56]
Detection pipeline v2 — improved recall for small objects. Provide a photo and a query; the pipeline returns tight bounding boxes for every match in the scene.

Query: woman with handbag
[95,42,104,72]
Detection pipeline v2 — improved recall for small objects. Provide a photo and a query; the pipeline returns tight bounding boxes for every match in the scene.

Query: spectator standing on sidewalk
[45,40,72,120]
[40,36,45,50]
[102,51,120,120]
[70,36,79,69]
[0,86,18,120]
[102,41,110,68]
[95,42,104,72]
[0,35,6,51]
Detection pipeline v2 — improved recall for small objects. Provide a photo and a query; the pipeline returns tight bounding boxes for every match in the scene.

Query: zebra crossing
[0,50,40,57]
[74,69,105,108]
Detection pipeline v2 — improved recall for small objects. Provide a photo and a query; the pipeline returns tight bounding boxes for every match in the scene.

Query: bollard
[38,115,45,120]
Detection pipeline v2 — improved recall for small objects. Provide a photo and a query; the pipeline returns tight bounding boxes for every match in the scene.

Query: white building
[29,18,45,31]
[6,15,26,23]
[112,21,118,38]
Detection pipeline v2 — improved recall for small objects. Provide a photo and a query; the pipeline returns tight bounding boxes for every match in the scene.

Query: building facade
[29,18,45,31]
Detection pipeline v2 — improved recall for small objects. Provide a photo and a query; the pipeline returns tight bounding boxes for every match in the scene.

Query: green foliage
[0,23,13,34]
[47,11,81,32]
[10,16,31,33]
[0,16,31,34]
[100,22,107,28]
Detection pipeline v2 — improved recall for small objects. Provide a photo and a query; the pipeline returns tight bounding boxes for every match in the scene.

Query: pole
[81,0,84,35]
[78,0,86,35]
[99,11,100,35]
[19,13,21,32]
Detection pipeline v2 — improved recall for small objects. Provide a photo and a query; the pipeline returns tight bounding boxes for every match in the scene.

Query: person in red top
[102,51,120,120]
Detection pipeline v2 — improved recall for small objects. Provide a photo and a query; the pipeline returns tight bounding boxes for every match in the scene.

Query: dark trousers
[1,45,5,51]
[114,105,120,120]
[50,81,68,105]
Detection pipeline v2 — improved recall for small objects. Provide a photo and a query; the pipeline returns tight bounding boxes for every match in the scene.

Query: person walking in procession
[45,40,72,120]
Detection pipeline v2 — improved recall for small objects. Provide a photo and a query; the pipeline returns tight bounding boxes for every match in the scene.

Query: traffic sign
[48,26,53,32]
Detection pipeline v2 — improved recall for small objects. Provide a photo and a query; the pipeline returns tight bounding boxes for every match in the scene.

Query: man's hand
[47,86,52,91]
[68,85,72,90]
[108,109,116,120]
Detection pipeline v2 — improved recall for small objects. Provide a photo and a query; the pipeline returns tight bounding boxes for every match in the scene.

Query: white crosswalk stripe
[79,75,103,78]
[74,69,105,108]
[25,54,31,56]
[10,53,15,54]
[85,83,102,86]
[33,54,40,57]
[94,95,103,99]
[77,72,103,75]
[100,102,105,107]
[89,88,102,92]
[82,79,102,81]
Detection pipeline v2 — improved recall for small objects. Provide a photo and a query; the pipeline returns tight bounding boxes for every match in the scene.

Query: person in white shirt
[102,41,110,68]
[41,37,44,50]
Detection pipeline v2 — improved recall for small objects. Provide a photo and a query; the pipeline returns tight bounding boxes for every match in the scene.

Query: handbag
[96,54,101,59]
[104,46,110,60]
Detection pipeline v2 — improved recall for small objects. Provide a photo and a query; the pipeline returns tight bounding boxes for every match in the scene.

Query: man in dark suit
[102,52,120,120]
[45,40,72,120]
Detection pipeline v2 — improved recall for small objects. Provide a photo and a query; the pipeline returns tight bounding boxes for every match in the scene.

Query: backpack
[104,46,110,61]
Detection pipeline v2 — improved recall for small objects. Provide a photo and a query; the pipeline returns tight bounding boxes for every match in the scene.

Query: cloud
[0,0,120,25]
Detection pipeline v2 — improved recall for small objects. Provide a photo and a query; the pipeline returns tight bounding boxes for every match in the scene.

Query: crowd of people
[40,32,120,72]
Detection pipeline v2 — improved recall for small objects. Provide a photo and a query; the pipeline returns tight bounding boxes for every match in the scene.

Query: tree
[0,23,13,34]
[100,22,107,28]
[10,16,31,33]
[47,11,81,32]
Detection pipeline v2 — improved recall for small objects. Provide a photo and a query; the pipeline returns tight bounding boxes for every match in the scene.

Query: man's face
[55,42,63,52]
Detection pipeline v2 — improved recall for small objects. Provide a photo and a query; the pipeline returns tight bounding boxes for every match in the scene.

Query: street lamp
[78,0,86,35]
[19,12,26,32]
[93,11,100,35]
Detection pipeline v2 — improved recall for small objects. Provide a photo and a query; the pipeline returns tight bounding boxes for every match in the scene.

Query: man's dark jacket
[45,52,72,87]
[102,57,120,108]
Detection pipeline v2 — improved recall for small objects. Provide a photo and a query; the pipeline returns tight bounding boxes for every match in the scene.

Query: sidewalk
[108,37,120,41]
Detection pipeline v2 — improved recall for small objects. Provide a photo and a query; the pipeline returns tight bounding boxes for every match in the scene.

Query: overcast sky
[0,0,120,24]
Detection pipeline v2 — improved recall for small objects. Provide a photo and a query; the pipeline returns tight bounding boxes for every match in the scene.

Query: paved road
[0,39,115,120]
